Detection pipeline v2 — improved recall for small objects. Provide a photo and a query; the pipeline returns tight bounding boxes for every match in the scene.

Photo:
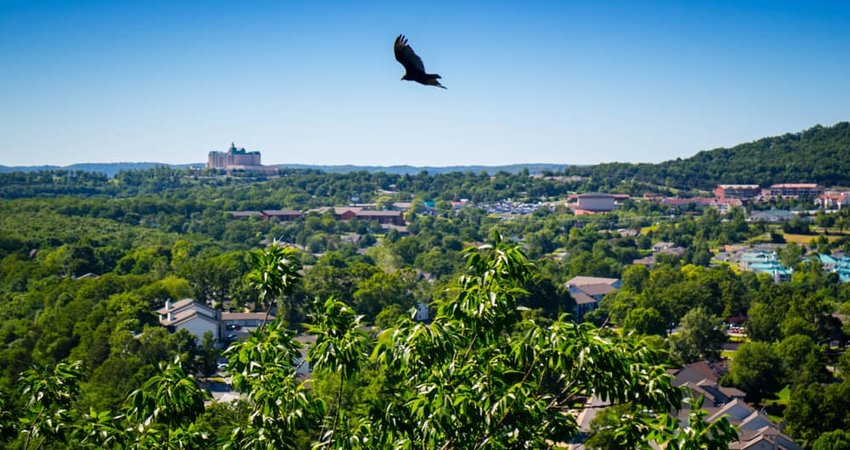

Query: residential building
[157,299,224,344]
[565,276,621,320]
[748,210,795,223]
[261,209,303,222]
[652,241,686,256]
[816,190,850,210]
[415,301,430,322]
[229,211,263,219]
[222,312,273,329]
[671,362,802,450]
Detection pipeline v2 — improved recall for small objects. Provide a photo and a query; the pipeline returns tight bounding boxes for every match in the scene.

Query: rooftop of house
[565,276,620,287]
[671,361,721,386]
[160,308,221,328]
[155,299,218,319]
[355,210,403,217]
[632,256,655,266]
[155,298,196,315]
[730,427,802,450]
[770,183,820,189]
[572,291,597,305]
[229,211,263,217]
[222,312,274,321]
[575,283,618,297]
[717,184,760,189]
[707,397,754,423]
[262,209,302,216]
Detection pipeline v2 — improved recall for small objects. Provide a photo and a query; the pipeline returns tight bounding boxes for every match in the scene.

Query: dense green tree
[779,242,805,270]
[786,381,850,448]
[728,341,785,403]
[775,334,829,385]
[623,307,667,336]
[813,429,850,450]
[669,306,725,363]
[746,302,782,342]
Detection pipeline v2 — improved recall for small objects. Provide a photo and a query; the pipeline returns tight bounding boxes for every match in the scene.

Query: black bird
[394,34,446,89]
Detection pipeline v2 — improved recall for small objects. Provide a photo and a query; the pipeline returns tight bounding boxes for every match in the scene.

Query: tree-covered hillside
[568,122,850,189]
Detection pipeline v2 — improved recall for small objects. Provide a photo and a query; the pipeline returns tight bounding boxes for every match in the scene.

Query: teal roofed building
[817,253,850,283]
[740,250,792,282]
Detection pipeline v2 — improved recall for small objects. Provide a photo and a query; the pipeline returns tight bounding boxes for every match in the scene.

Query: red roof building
[768,183,823,197]
[714,184,761,201]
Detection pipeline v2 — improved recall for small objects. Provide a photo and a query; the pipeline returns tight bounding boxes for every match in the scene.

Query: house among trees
[156,299,224,344]
[565,276,621,321]
[260,209,303,222]
[670,362,802,450]
[221,312,272,329]
[816,190,850,210]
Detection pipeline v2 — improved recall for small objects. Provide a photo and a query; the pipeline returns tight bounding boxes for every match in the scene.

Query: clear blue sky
[2,0,849,166]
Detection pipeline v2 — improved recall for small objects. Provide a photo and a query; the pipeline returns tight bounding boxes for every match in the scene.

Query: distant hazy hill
[0,162,569,177]
[270,163,570,175]
[568,122,850,189]
[0,162,200,177]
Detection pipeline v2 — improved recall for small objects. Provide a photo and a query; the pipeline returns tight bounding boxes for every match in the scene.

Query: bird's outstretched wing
[394,34,426,73]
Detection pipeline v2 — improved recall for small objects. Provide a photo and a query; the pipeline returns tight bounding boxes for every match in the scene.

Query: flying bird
[394,34,446,89]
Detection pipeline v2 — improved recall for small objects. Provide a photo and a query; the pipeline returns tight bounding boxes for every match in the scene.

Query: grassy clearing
[763,385,791,423]
[727,334,748,343]
[783,232,844,245]
[640,225,660,235]
[746,232,773,244]
[720,349,736,360]
[782,233,817,245]
[811,227,850,236]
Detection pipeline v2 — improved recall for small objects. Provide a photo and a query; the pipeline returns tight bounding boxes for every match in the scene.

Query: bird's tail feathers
[423,76,446,89]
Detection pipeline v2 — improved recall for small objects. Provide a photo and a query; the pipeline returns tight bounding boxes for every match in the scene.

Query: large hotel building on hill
[208,143,263,170]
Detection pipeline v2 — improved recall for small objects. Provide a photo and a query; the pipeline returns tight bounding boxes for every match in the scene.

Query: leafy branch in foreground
[0,234,737,449]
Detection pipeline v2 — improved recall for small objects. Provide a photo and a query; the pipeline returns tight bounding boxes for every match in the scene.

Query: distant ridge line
[0,162,574,177]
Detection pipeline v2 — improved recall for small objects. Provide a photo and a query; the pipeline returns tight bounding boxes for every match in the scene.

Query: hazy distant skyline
[2,0,849,167]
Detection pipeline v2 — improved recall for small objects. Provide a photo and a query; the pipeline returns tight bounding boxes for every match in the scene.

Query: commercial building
[768,183,823,197]
[570,193,618,214]
[713,185,761,201]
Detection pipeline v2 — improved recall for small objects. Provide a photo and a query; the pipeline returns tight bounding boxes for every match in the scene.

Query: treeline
[566,122,850,189]
[0,165,678,202]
